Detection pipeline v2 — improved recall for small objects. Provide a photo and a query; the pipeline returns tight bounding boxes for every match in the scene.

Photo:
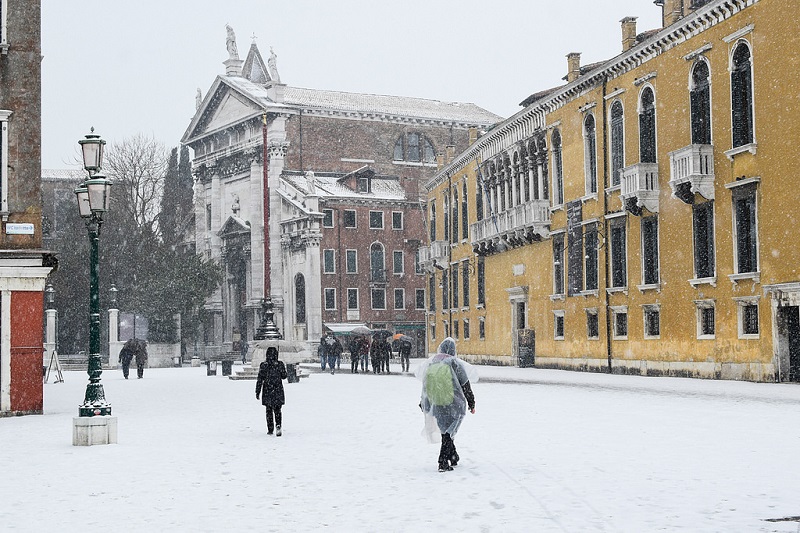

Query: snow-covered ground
[3,360,800,532]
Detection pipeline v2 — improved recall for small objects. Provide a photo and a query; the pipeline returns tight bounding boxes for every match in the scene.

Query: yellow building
[422,0,800,381]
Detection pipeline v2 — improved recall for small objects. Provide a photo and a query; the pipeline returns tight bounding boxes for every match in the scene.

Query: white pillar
[43,308,57,368]
[108,308,122,365]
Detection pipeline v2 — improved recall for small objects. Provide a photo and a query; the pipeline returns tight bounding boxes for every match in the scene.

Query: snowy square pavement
[2,363,800,532]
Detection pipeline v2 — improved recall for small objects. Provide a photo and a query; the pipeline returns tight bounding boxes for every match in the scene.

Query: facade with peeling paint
[424,0,800,381]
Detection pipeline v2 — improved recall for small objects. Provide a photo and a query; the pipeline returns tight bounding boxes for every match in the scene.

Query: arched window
[370,242,385,282]
[294,274,306,323]
[551,129,563,206]
[584,114,597,194]
[610,101,625,186]
[461,181,468,240]
[639,87,656,163]
[690,60,711,145]
[476,168,484,221]
[393,133,436,163]
[731,42,754,148]
[451,186,459,243]
[513,152,521,207]
[429,202,436,241]
[443,195,450,243]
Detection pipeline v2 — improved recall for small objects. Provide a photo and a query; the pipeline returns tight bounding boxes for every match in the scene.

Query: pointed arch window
[584,114,597,194]
[690,60,712,145]
[731,42,754,148]
[551,129,563,206]
[461,181,469,240]
[610,101,625,186]
[639,87,656,163]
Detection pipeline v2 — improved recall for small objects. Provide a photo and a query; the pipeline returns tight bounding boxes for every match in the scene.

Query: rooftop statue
[226,24,239,61]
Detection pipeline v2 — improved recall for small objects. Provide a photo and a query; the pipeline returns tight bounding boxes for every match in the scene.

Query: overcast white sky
[41,0,662,169]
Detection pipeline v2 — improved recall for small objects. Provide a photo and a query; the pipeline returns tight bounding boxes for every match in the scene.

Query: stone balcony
[621,162,659,215]
[668,144,715,204]
[418,240,449,270]
[469,199,550,255]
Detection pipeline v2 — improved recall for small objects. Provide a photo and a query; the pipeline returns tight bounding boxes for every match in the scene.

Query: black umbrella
[372,330,393,340]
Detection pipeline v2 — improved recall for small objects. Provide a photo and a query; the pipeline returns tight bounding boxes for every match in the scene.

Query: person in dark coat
[255,347,288,436]
[133,339,148,379]
[370,336,392,374]
[321,334,342,375]
[348,336,361,374]
[399,337,413,372]
[119,340,134,379]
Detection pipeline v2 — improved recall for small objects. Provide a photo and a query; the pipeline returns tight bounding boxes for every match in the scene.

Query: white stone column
[108,308,122,366]
[44,308,57,369]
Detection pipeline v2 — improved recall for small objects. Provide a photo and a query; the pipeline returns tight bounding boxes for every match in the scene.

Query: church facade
[182,32,500,357]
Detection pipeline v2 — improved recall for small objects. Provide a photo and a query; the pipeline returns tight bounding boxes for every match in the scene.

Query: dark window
[206,204,212,230]
[731,43,754,148]
[610,220,627,288]
[479,318,485,339]
[393,137,404,161]
[552,129,564,205]
[392,211,403,230]
[615,311,628,337]
[346,250,357,274]
[295,274,306,322]
[429,203,436,241]
[476,171,485,221]
[323,249,335,274]
[693,202,715,278]
[416,289,425,310]
[429,275,436,311]
[553,233,565,295]
[639,87,656,163]
[443,197,450,243]
[516,302,526,330]
[691,61,712,145]
[451,266,459,309]
[423,137,436,163]
[371,289,386,310]
[733,186,757,274]
[584,223,598,291]
[324,288,336,310]
[358,176,370,193]
[461,182,469,240]
[462,261,470,307]
[442,270,449,310]
[477,256,485,305]
[743,304,759,335]
[464,319,470,339]
[610,101,624,186]
[394,133,436,162]
[369,211,383,229]
[393,251,403,274]
[555,315,565,339]
[415,249,423,274]
[700,306,715,336]
[370,243,385,282]
[585,114,597,193]
[452,188,459,242]
[343,209,356,228]
[394,289,405,310]
[645,308,660,337]
[453,319,459,339]
[587,313,599,339]
[407,133,420,162]
[347,288,358,310]
[322,209,334,228]
[641,216,659,285]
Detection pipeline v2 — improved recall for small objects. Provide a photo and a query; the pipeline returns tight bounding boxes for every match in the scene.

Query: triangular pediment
[182,77,267,143]
[242,43,271,84]
[204,91,255,133]
[218,215,250,239]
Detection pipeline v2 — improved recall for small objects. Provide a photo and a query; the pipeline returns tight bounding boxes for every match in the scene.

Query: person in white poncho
[416,337,477,472]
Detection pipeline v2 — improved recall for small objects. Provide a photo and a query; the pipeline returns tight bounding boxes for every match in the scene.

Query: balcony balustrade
[668,144,715,203]
[621,162,659,215]
[469,198,550,255]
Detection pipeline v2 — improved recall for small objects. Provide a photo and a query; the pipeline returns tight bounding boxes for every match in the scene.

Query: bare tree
[104,134,168,235]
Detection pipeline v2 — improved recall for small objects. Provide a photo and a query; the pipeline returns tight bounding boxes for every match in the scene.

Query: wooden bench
[202,353,239,376]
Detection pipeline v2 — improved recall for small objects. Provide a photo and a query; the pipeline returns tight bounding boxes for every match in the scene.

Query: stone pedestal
[73,416,118,446]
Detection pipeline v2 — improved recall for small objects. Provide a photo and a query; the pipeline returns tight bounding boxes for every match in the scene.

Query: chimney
[566,53,581,83]
[662,0,684,27]
[445,145,456,164]
[468,127,478,145]
[621,17,638,52]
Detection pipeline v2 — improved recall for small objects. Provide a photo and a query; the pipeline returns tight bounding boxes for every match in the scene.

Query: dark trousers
[265,405,283,433]
[121,363,130,379]
[136,363,145,378]
[438,432,458,468]
[350,356,359,373]
[400,351,410,372]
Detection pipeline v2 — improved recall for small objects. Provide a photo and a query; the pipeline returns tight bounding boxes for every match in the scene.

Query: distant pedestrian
[399,337,413,372]
[119,340,134,379]
[370,336,391,374]
[417,337,477,472]
[359,336,371,372]
[321,334,342,375]
[133,339,148,379]
[348,337,361,374]
[255,347,287,436]
[318,336,327,371]
[240,339,249,365]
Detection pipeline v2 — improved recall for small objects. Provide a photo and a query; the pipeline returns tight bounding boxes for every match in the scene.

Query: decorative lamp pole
[74,129,113,417]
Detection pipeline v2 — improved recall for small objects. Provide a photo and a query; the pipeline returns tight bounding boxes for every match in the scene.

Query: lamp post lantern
[74,130,112,418]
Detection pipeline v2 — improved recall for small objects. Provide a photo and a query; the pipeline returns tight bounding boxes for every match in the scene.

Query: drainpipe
[601,77,613,374]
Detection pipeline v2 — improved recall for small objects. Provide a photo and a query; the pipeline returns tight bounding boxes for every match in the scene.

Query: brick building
[0,0,55,416]
[182,32,500,357]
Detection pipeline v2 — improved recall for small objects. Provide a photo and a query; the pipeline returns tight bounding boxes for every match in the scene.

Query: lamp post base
[73,416,118,446]
[78,403,112,417]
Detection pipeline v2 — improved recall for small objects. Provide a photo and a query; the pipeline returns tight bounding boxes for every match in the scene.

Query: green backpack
[426,362,454,406]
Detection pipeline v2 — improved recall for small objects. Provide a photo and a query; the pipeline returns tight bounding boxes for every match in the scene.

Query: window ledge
[724,142,757,160]
[577,289,599,298]
[689,277,717,288]
[644,335,661,340]
[637,283,662,293]
[739,334,760,340]
[550,294,566,301]
[697,334,716,340]
[554,336,565,341]
[392,160,438,168]
[581,193,599,203]
[729,271,760,284]
[612,335,629,341]
[550,204,564,213]
[606,287,628,295]
[605,184,622,194]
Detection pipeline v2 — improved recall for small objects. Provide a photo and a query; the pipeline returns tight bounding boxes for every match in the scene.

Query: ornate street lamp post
[74,129,112,417]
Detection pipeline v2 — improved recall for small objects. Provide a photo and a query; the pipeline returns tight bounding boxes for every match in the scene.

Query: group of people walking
[318,332,414,375]
[118,338,148,379]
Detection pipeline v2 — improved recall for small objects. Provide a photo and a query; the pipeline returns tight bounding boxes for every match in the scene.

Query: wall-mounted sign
[6,223,34,235]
